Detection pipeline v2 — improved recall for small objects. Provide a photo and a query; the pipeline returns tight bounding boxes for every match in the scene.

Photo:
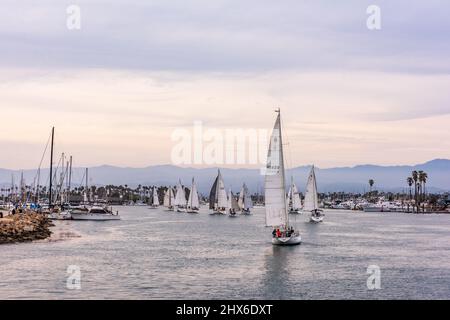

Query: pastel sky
[1,0,450,169]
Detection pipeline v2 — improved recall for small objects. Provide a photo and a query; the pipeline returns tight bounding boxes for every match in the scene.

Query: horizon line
[0,158,448,172]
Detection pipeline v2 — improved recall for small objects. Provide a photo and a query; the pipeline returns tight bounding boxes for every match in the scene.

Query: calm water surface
[1,207,450,300]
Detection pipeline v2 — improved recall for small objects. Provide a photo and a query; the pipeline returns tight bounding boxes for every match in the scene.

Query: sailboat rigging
[264,109,301,245]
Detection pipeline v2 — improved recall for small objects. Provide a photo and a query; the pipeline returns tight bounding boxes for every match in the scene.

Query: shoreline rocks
[0,212,54,244]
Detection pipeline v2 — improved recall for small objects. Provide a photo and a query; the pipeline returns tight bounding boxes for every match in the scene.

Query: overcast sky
[1,0,450,169]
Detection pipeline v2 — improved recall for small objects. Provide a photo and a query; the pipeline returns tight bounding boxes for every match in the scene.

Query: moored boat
[71,206,121,221]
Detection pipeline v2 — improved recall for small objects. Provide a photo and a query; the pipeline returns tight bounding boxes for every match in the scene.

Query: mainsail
[187,178,200,209]
[264,111,289,228]
[152,187,160,206]
[303,165,319,211]
[288,177,302,211]
[209,170,227,210]
[228,189,240,211]
[209,176,218,210]
[238,183,253,210]
[174,180,187,207]
[164,187,175,207]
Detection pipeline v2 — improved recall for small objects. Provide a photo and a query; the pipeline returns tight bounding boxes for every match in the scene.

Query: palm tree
[407,177,413,200]
[368,179,375,195]
[412,170,419,212]
[419,171,428,204]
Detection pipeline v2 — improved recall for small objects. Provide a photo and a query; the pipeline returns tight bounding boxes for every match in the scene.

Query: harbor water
[1,207,450,299]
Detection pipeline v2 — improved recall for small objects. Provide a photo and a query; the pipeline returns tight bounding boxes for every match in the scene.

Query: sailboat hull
[289,209,301,214]
[210,209,227,215]
[272,235,302,246]
[47,211,72,220]
[70,213,121,221]
[310,215,324,223]
[187,209,199,214]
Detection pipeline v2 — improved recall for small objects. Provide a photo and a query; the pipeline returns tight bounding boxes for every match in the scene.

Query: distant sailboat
[228,189,240,217]
[304,165,324,223]
[265,109,301,245]
[187,178,200,214]
[174,180,187,212]
[238,183,253,215]
[149,186,159,209]
[164,187,175,211]
[209,169,228,215]
[287,177,302,214]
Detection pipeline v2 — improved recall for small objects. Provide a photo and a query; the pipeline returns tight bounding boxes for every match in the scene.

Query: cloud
[0,0,449,73]
[0,68,449,169]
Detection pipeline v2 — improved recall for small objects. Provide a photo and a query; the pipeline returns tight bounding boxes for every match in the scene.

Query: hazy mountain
[1,159,449,195]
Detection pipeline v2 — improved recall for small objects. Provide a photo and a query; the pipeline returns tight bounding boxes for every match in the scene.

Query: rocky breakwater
[0,212,54,244]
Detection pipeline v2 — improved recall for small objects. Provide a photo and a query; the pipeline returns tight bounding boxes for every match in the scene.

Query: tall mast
[49,127,54,208]
[85,168,89,203]
[68,156,72,203]
[277,108,289,229]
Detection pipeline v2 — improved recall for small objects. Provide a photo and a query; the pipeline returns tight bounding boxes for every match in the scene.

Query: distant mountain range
[1,159,449,195]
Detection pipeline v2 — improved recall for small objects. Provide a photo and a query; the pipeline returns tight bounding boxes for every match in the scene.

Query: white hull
[364,207,390,213]
[310,215,324,223]
[289,209,301,214]
[187,208,199,214]
[210,210,227,215]
[272,235,302,246]
[71,213,121,221]
[48,211,72,220]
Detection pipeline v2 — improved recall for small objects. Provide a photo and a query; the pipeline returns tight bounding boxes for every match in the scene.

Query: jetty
[0,212,53,244]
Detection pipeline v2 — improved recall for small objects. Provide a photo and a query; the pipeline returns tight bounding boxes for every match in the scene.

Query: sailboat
[304,165,324,223]
[163,187,175,211]
[174,180,187,212]
[238,183,253,215]
[227,189,240,217]
[45,128,71,221]
[265,109,301,245]
[187,178,200,214]
[149,187,160,209]
[209,169,228,215]
[287,177,302,214]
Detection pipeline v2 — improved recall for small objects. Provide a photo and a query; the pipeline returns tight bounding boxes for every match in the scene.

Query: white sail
[174,180,187,207]
[303,166,319,211]
[239,183,253,210]
[238,185,245,209]
[152,187,159,206]
[264,112,288,228]
[187,178,200,209]
[288,178,302,210]
[228,189,240,211]
[164,187,174,207]
[216,171,228,208]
